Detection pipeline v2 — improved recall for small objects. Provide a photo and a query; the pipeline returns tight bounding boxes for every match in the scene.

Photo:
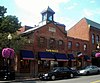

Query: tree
[0,6,27,54]
[0,6,7,26]
[0,15,21,33]
[0,6,7,18]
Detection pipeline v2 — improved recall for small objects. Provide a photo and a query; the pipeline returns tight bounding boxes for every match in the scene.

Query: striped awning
[39,52,55,60]
[55,53,69,61]
[68,54,76,61]
[84,55,91,62]
[20,50,34,60]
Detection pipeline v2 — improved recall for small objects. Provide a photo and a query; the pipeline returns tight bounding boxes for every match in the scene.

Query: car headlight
[80,70,86,73]
[44,74,48,76]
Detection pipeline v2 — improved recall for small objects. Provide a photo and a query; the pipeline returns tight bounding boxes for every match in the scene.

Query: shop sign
[46,49,58,52]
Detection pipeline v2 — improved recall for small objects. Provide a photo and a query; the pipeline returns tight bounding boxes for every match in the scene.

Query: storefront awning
[39,52,55,60]
[84,55,91,62]
[55,53,69,61]
[20,50,34,60]
[95,53,100,57]
[68,54,76,61]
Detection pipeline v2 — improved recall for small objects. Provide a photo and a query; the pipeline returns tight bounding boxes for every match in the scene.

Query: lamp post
[8,33,12,47]
[1,33,15,80]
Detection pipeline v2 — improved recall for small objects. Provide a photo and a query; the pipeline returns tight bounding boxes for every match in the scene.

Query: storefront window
[38,60,50,72]
[20,60,30,73]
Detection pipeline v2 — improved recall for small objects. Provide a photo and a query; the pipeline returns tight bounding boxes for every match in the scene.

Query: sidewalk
[0,77,39,83]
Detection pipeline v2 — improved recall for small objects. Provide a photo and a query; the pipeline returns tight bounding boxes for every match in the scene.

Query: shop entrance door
[20,60,30,73]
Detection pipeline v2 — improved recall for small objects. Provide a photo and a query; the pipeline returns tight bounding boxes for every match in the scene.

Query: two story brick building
[16,7,100,77]
[67,17,100,68]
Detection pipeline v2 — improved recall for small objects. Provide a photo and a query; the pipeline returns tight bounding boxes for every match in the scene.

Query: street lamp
[7,33,12,47]
[1,33,15,80]
[8,33,12,40]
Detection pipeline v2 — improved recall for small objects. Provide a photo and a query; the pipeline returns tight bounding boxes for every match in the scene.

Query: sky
[0,0,100,30]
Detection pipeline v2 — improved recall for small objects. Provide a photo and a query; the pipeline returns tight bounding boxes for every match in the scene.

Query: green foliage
[0,6,7,18]
[8,33,28,53]
[0,6,7,27]
[0,6,27,54]
[0,32,28,54]
[0,15,21,33]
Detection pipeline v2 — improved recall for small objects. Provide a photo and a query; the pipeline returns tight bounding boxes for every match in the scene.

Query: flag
[77,52,83,57]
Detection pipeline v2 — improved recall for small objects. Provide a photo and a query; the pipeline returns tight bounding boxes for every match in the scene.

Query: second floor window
[92,34,95,44]
[96,35,99,43]
[58,40,64,49]
[68,41,72,49]
[76,42,80,48]
[84,44,87,51]
[38,37,46,48]
[49,38,56,49]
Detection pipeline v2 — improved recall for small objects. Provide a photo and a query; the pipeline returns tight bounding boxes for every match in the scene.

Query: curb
[0,78,39,82]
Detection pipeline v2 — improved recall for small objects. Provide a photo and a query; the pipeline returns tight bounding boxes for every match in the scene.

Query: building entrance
[20,60,30,73]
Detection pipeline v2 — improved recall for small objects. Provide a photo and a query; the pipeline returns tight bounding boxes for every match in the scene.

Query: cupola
[41,6,55,22]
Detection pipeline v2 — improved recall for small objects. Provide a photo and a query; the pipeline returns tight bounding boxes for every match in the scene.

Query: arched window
[76,42,80,48]
[96,35,99,43]
[92,34,95,44]
[84,44,87,51]
[38,37,46,48]
[58,40,64,50]
[49,38,56,49]
[68,41,72,49]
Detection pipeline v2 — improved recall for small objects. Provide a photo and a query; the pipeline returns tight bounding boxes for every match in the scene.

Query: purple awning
[95,53,100,57]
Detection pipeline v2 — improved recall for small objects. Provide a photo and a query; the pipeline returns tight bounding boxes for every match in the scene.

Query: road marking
[90,80,100,83]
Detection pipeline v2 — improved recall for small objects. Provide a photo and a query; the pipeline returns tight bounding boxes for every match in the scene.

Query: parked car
[0,66,15,80]
[38,67,78,80]
[78,65,100,75]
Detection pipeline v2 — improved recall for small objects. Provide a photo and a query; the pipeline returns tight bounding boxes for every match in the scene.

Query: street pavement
[0,74,100,83]
[0,77,39,83]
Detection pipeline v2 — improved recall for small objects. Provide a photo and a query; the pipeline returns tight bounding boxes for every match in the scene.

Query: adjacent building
[67,18,100,67]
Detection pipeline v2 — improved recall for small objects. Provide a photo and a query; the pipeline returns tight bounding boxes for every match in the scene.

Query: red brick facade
[67,18,100,56]
[16,14,100,77]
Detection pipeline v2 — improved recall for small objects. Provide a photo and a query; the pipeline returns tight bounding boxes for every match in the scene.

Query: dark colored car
[78,65,100,75]
[0,66,15,80]
[38,67,78,80]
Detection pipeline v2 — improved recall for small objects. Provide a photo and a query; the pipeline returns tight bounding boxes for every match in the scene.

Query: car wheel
[51,75,56,80]
[97,70,100,74]
[86,71,90,75]
[70,73,74,78]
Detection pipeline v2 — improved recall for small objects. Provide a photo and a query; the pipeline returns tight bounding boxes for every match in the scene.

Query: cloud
[67,3,78,10]
[67,3,77,10]
[56,16,78,30]
[82,9,94,17]
[94,8,100,14]
[90,0,96,3]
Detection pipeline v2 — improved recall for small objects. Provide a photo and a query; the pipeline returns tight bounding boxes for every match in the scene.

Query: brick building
[16,7,100,77]
[67,18,100,67]
[16,7,68,77]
